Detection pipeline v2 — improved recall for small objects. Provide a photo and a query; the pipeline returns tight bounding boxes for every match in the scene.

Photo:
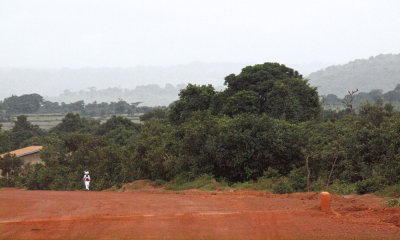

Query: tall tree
[0,154,23,186]
[3,94,43,114]
[10,115,42,149]
[222,63,320,121]
[169,84,216,124]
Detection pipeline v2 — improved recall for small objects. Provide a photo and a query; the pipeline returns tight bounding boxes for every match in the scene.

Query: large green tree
[169,84,216,124]
[222,63,320,121]
[0,154,23,186]
[10,115,43,149]
[212,114,302,181]
[52,113,98,134]
[3,94,43,114]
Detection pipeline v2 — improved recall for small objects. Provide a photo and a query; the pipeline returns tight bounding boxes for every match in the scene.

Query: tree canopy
[222,63,320,121]
[3,62,400,196]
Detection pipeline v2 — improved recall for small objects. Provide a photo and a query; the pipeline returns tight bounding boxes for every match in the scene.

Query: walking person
[83,170,91,191]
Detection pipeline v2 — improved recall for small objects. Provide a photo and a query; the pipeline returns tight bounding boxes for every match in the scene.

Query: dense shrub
[387,199,400,207]
[4,63,400,193]
[272,177,294,194]
[355,178,382,194]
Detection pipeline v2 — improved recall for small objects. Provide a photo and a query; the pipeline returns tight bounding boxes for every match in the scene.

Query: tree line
[323,84,400,112]
[1,62,399,194]
[0,94,157,122]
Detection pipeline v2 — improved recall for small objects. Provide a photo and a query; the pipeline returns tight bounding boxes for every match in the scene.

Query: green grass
[231,181,255,190]
[387,198,400,207]
[375,184,400,198]
[371,184,400,208]
[326,183,356,195]
[231,178,360,195]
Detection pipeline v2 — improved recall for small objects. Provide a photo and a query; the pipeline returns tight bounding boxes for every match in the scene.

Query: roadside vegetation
[1,62,400,199]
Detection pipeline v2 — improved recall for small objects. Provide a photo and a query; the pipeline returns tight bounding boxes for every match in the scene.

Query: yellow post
[320,191,331,212]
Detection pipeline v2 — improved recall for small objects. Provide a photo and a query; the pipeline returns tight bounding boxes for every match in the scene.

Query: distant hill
[0,62,245,101]
[308,54,400,97]
[46,84,184,107]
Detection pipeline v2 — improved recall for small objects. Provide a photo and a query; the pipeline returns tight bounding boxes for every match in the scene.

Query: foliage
[0,154,23,187]
[231,178,274,191]
[376,184,400,198]
[0,154,23,177]
[169,84,216,124]
[321,82,400,113]
[287,167,308,191]
[0,130,11,154]
[212,114,302,181]
[272,177,294,194]
[10,115,43,149]
[130,119,178,181]
[222,63,320,121]
[387,199,400,208]
[355,178,383,194]
[325,180,356,195]
[3,94,43,114]
[139,108,168,121]
[5,61,400,196]
[95,115,141,146]
[222,90,259,116]
[52,112,98,134]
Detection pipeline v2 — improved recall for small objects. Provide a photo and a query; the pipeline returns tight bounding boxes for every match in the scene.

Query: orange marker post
[320,191,331,212]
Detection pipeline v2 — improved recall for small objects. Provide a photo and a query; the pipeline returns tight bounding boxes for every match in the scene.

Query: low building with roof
[0,146,43,165]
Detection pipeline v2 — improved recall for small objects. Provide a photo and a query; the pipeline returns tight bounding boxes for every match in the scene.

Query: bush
[231,181,255,190]
[231,177,274,191]
[326,180,356,195]
[355,178,382,194]
[253,177,274,191]
[376,184,400,198]
[263,167,280,180]
[170,173,191,186]
[0,178,10,187]
[387,199,400,208]
[309,177,326,192]
[153,179,167,187]
[287,167,307,192]
[272,177,294,194]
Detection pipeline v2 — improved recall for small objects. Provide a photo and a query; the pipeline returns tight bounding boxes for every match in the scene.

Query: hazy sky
[1,0,400,69]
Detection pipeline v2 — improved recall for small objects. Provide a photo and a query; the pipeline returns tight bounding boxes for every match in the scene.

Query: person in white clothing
[83,170,91,191]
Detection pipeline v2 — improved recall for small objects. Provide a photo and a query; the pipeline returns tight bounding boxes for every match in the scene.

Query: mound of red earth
[1,189,400,239]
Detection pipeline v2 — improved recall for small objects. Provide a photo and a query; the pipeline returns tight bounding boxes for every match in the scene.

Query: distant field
[0,113,142,131]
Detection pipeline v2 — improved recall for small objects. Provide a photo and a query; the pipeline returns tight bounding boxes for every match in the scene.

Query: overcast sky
[1,0,399,69]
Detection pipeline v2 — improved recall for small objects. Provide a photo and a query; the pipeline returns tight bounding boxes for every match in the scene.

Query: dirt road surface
[1,189,400,239]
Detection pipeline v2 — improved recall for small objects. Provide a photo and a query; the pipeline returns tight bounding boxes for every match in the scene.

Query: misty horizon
[0,61,336,101]
[1,0,400,103]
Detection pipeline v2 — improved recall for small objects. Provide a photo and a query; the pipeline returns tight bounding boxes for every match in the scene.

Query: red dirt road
[1,189,400,239]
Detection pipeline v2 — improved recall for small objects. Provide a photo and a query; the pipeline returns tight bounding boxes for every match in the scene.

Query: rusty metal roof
[0,146,43,158]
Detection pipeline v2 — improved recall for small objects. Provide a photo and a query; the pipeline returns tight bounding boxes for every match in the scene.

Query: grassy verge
[375,184,400,198]
[374,184,400,207]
